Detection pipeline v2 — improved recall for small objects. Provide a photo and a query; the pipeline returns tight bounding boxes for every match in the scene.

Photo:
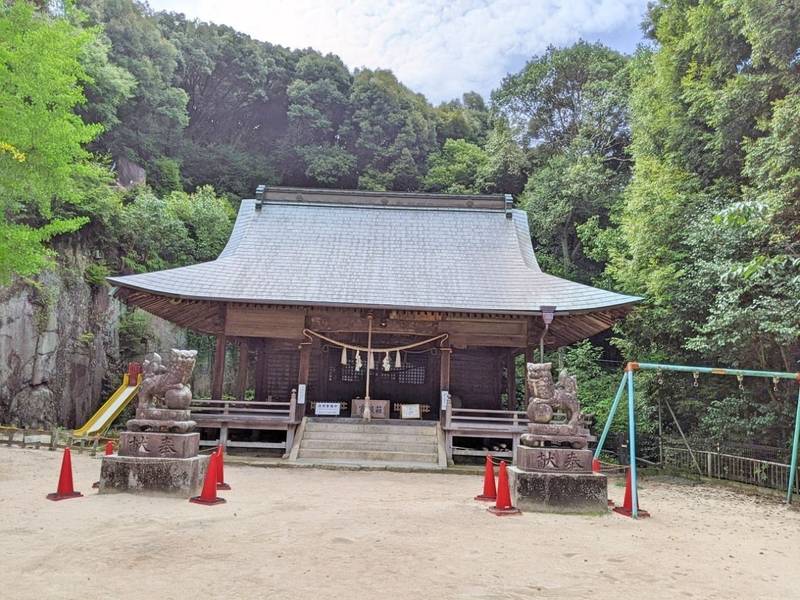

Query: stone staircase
[292,418,444,468]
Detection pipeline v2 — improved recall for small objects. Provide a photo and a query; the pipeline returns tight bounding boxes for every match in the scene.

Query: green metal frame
[593,361,800,518]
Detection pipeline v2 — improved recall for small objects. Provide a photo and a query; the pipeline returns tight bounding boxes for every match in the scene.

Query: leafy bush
[84,262,110,287]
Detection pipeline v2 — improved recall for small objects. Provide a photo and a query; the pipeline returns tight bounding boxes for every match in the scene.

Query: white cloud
[148,0,648,103]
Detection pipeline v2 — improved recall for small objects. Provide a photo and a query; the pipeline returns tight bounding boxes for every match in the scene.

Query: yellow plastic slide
[73,372,142,438]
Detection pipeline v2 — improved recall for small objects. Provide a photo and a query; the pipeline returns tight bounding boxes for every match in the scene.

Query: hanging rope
[303,328,448,353]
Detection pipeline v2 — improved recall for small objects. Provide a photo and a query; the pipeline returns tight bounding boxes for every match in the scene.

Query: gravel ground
[1,446,798,599]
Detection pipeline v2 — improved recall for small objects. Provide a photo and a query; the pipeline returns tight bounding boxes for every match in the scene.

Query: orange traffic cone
[93,441,116,489]
[592,458,614,507]
[47,448,83,501]
[487,461,520,516]
[190,452,226,505]
[612,468,649,518]
[475,455,496,501]
[216,445,231,491]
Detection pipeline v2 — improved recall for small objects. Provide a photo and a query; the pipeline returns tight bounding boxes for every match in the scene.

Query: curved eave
[111,284,640,347]
[108,277,640,318]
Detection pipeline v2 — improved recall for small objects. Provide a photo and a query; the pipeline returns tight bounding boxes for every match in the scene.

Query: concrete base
[99,454,209,498]
[508,466,608,515]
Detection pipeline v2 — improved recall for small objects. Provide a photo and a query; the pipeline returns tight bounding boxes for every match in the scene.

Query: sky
[147,0,650,104]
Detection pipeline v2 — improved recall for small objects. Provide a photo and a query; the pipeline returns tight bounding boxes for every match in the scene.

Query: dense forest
[1,0,799,448]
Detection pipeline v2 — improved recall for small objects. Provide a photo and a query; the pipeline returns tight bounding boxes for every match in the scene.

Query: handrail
[191,407,291,414]
[453,408,527,415]
[191,399,291,407]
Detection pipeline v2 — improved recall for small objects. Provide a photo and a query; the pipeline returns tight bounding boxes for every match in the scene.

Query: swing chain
[692,371,699,387]
[737,374,744,390]
[773,376,779,392]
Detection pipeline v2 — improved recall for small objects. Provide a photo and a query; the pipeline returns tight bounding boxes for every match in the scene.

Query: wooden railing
[445,405,529,430]
[190,398,294,421]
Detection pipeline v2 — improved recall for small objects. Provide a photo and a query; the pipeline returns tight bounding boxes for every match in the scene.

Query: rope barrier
[303,328,448,353]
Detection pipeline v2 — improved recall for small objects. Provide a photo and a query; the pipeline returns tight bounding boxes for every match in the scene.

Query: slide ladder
[73,363,142,438]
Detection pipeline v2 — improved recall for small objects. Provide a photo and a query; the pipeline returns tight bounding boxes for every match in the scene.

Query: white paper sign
[440,390,449,410]
[297,384,306,405]
[401,404,421,419]
[315,402,340,416]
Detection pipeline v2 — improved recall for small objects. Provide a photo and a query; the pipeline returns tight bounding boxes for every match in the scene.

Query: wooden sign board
[225,306,305,339]
[315,402,341,416]
[350,399,389,419]
[400,404,421,419]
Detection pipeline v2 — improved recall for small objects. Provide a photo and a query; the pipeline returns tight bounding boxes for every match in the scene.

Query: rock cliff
[0,243,184,429]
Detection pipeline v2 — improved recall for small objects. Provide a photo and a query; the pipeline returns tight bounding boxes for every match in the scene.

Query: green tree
[603,0,800,445]
[433,92,491,146]
[116,185,234,272]
[78,0,188,191]
[343,69,437,191]
[424,139,488,194]
[494,42,630,280]
[0,2,107,282]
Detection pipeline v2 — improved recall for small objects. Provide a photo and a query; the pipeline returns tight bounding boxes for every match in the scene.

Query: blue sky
[148,0,650,104]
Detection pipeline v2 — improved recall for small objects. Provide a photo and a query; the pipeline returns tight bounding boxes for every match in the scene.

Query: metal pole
[627,367,639,518]
[593,372,628,460]
[664,399,703,475]
[634,362,797,380]
[786,386,800,503]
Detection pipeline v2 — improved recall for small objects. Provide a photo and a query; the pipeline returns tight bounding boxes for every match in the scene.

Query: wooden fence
[663,445,800,493]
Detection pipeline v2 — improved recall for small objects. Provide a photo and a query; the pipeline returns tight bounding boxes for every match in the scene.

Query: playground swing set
[593,361,800,518]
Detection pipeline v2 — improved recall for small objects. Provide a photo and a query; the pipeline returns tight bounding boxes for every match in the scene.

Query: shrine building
[108,187,639,466]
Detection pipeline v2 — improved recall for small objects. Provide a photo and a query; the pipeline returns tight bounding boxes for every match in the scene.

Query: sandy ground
[1,447,799,600]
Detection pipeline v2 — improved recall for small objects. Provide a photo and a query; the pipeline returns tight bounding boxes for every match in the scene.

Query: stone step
[296,448,438,464]
[304,421,436,436]
[302,430,437,445]
[300,438,437,454]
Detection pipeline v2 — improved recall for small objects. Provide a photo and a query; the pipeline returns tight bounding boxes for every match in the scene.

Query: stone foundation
[516,447,593,473]
[508,466,608,514]
[99,454,209,498]
[118,431,199,459]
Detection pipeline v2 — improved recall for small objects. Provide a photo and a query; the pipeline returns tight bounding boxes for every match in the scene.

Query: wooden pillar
[254,340,268,403]
[506,351,517,409]
[439,346,452,423]
[235,339,249,401]
[297,341,312,419]
[211,334,227,400]
[524,346,534,402]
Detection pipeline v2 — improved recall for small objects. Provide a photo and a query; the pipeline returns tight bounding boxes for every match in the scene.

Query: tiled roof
[108,189,640,315]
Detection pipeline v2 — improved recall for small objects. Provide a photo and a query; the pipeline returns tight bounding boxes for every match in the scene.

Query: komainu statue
[521,362,594,449]
[128,349,198,433]
[138,349,197,410]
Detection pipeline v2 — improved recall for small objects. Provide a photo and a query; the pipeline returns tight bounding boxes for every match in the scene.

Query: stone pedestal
[118,431,200,459]
[99,454,209,498]
[516,447,593,473]
[508,466,607,514]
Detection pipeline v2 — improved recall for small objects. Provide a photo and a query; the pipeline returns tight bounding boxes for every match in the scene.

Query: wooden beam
[211,335,227,400]
[226,305,305,338]
[524,346,534,403]
[297,341,312,420]
[439,345,452,424]
[254,340,268,403]
[307,313,438,336]
[234,339,249,401]
[506,351,517,409]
